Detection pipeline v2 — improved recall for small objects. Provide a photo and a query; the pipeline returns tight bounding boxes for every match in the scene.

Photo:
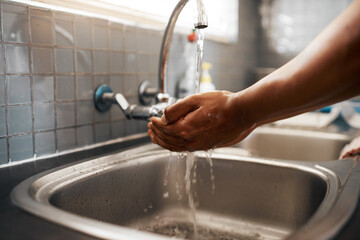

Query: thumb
[162,96,199,125]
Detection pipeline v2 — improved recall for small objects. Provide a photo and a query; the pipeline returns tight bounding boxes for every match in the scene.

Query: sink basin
[232,126,351,161]
[11,144,360,240]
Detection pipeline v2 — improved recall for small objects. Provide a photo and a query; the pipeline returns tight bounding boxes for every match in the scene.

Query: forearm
[233,0,360,127]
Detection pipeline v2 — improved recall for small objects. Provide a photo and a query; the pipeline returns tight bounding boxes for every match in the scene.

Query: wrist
[227,90,260,131]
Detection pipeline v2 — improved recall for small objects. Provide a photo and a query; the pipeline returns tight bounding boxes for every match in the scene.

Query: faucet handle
[139,81,158,106]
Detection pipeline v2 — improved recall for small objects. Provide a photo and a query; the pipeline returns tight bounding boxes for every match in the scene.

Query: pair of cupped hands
[147,91,255,152]
[148,90,360,159]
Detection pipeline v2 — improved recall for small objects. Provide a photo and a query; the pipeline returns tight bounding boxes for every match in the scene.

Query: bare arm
[148,0,360,152]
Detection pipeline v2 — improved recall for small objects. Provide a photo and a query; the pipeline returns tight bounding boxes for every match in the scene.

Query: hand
[148,91,255,152]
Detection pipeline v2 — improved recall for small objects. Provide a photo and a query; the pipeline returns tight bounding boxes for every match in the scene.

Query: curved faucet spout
[158,0,208,96]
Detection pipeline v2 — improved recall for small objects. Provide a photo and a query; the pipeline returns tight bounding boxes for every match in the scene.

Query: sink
[231,126,351,161]
[11,143,360,240]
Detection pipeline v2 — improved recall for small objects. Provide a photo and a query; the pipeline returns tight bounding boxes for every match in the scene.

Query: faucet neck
[158,0,208,95]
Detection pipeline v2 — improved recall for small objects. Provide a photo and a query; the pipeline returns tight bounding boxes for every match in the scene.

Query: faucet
[94,0,208,120]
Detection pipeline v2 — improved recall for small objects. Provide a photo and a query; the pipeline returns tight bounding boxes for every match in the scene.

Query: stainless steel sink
[232,126,351,161]
[11,144,360,240]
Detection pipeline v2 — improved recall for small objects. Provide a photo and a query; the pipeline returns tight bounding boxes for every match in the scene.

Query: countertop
[0,133,360,240]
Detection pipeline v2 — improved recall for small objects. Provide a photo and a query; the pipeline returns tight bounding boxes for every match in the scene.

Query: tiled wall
[258,0,352,68]
[0,2,161,164]
[0,0,258,165]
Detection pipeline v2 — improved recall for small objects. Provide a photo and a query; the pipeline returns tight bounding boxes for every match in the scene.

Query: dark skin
[148,0,360,152]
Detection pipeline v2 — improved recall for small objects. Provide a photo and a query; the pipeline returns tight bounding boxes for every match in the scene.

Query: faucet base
[94,84,113,112]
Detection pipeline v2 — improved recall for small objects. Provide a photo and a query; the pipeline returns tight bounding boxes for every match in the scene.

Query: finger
[150,116,185,138]
[149,129,188,152]
[162,96,199,125]
[148,129,157,144]
[149,122,189,147]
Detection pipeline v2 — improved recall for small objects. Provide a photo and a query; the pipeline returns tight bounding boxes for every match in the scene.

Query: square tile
[33,76,54,102]
[110,27,123,50]
[31,16,53,44]
[7,75,31,104]
[55,48,74,73]
[8,105,32,135]
[6,44,30,73]
[95,122,110,143]
[57,128,76,152]
[75,18,92,48]
[56,76,75,100]
[137,28,150,53]
[0,44,4,74]
[110,52,124,73]
[9,133,34,162]
[124,27,137,52]
[56,102,75,128]
[32,47,53,73]
[55,19,74,47]
[77,101,93,125]
[54,12,73,21]
[0,107,6,137]
[109,75,124,93]
[0,138,8,164]
[3,3,28,14]
[125,53,137,73]
[77,125,94,147]
[110,94,125,121]
[148,32,162,54]
[138,121,148,133]
[30,8,52,17]
[125,120,138,136]
[149,54,159,73]
[94,75,109,88]
[94,50,108,73]
[3,12,29,43]
[35,131,56,157]
[76,76,93,100]
[34,103,55,131]
[124,75,139,96]
[111,120,125,138]
[137,54,150,73]
[95,108,109,123]
[0,75,5,106]
[76,50,92,73]
[94,24,108,49]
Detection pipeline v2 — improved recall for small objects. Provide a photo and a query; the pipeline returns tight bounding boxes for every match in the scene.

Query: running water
[159,27,212,240]
[204,150,215,195]
[184,152,198,239]
[163,152,173,187]
[195,28,205,94]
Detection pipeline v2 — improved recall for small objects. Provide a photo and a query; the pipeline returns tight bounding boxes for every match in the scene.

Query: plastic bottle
[200,62,215,93]
[176,30,197,99]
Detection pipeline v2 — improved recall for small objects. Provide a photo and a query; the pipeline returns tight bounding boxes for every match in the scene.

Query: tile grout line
[90,17,96,144]
[107,20,112,140]
[72,13,78,148]
[28,6,36,159]
[52,11,59,153]
[0,3,11,164]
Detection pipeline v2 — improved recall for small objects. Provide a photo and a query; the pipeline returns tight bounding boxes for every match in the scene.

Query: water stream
[195,29,205,94]
[158,27,215,240]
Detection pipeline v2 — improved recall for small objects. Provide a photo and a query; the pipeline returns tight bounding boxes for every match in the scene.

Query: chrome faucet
[140,0,208,104]
[94,0,208,120]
